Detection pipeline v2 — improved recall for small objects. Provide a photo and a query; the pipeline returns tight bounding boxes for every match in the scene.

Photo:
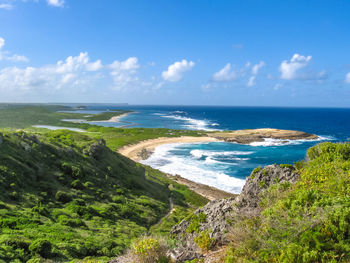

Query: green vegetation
[131,236,169,263]
[250,166,262,179]
[194,230,215,252]
[225,142,350,262]
[0,130,208,262]
[83,110,131,121]
[0,104,206,151]
[186,212,207,234]
[279,163,294,169]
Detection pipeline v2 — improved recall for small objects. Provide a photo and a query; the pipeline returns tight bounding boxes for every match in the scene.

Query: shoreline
[117,135,238,200]
[92,112,133,123]
[118,136,220,162]
[117,128,319,200]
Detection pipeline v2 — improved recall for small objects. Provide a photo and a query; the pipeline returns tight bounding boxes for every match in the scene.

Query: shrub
[55,191,72,203]
[29,239,52,258]
[71,179,84,190]
[186,212,207,234]
[194,230,215,252]
[131,236,169,263]
[251,166,262,179]
[279,163,294,169]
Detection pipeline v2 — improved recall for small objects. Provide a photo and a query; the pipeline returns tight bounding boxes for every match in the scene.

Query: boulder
[170,164,299,262]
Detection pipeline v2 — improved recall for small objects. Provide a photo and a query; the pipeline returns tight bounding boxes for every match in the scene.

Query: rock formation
[170,164,299,262]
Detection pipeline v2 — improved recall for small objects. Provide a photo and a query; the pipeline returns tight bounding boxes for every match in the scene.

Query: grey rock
[86,139,106,159]
[170,164,299,262]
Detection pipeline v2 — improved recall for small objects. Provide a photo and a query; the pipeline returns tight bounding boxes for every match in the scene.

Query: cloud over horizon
[0,37,29,62]
[162,59,195,82]
[280,54,312,80]
[212,63,237,82]
[346,72,350,84]
[47,0,64,7]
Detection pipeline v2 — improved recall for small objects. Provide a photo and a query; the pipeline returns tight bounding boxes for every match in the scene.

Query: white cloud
[86,59,102,71]
[346,72,350,84]
[247,76,256,87]
[0,36,29,63]
[0,3,13,10]
[252,61,265,75]
[0,37,5,49]
[47,0,64,7]
[247,61,265,87]
[0,52,104,94]
[162,59,195,82]
[109,57,140,90]
[280,54,312,80]
[6,54,29,62]
[212,63,237,82]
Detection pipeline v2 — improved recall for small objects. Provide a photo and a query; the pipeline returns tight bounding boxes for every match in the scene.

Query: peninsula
[118,128,319,161]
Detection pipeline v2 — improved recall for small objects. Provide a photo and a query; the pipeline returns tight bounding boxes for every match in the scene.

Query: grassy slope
[225,142,350,262]
[0,104,206,150]
[0,130,207,262]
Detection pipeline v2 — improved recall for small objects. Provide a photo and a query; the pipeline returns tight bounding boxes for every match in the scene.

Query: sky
[0,0,350,107]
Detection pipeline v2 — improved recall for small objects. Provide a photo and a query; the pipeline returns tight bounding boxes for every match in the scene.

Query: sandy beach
[118,136,220,161]
[118,135,237,200]
[93,112,132,123]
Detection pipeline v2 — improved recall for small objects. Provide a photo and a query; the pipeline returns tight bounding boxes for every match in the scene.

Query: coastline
[118,136,220,161]
[167,174,236,201]
[92,112,132,123]
[117,135,238,200]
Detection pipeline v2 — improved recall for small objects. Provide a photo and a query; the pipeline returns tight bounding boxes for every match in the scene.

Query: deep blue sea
[66,105,350,193]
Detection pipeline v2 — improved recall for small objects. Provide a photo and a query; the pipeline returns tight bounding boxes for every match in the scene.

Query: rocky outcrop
[170,164,299,262]
[137,148,153,160]
[209,128,318,144]
[85,139,107,160]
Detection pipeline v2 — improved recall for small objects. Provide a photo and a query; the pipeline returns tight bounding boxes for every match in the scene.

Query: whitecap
[161,114,219,131]
[249,135,333,147]
[141,143,245,193]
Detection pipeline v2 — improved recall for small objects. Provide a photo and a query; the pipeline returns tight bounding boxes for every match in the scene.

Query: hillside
[164,142,350,262]
[0,130,207,262]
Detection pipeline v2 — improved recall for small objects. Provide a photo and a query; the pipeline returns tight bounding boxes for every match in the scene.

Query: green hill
[0,130,207,262]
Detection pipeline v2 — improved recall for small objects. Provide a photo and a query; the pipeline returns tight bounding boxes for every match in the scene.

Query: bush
[55,191,72,203]
[279,163,294,169]
[186,213,206,233]
[29,239,52,258]
[194,230,215,252]
[131,236,169,263]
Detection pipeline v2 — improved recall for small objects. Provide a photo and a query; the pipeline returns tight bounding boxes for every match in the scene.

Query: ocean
[69,105,350,193]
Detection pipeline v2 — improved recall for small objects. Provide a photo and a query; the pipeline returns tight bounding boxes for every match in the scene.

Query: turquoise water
[64,105,350,193]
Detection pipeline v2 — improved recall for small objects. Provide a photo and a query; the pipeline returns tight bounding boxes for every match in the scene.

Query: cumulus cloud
[252,61,265,75]
[162,59,195,82]
[280,54,312,80]
[47,0,64,7]
[0,37,29,62]
[212,63,237,82]
[109,57,140,90]
[247,61,265,87]
[0,52,105,95]
[247,76,256,87]
[346,72,350,84]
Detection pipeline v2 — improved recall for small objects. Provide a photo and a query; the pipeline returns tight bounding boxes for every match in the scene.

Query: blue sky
[0,0,349,106]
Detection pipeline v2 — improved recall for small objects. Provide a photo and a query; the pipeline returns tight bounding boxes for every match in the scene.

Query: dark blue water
[66,105,350,193]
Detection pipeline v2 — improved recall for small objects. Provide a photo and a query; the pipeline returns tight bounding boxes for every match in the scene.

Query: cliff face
[170,165,299,262]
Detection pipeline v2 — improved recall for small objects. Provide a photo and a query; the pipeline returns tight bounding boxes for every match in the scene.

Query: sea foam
[141,143,246,193]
